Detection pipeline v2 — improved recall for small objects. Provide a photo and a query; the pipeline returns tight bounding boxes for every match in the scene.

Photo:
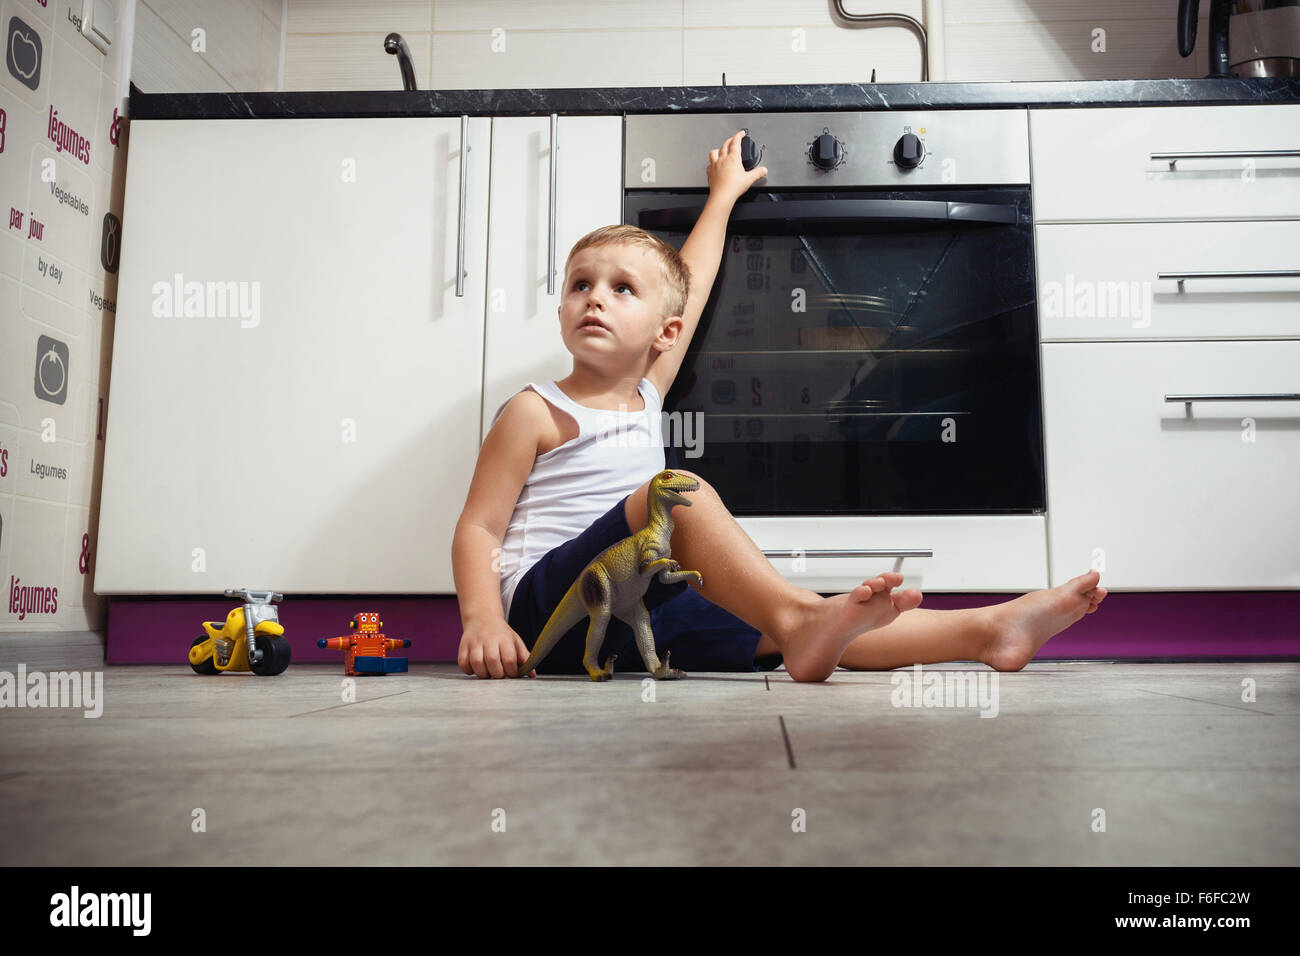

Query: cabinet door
[95,117,490,593]
[1042,341,1300,589]
[482,116,623,439]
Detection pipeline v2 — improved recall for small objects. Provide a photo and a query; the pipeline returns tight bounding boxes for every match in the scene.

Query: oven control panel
[626,110,1029,188]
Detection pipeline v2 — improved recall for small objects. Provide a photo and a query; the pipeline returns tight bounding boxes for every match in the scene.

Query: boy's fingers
[505,638,528,679]
[517,639,537,678]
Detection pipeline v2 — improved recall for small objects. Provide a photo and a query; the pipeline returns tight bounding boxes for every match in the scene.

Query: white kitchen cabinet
[1033,103,1300,591]
[95,117,491,593]
[1036,220,1300,341]
[1030,105,1300,222]
[1041,340,1300,590]
[481,116,624,440]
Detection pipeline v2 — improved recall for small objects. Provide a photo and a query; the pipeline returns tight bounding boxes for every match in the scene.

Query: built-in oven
[624,110,1045,520]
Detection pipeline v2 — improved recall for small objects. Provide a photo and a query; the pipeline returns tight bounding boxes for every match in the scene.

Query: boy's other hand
[707,130,768,203]
[458,620,537,679]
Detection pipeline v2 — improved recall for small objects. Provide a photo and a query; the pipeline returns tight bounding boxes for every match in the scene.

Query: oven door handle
[636,199,1018,229]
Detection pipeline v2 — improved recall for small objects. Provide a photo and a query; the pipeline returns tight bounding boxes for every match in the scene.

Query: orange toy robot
[317,612,411,675]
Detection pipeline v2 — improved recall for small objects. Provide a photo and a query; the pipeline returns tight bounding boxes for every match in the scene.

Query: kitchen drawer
[1042,341,1300,590]
[1031,105,1300,222]
[734,515,1048,593]
[1036,220,1300,341]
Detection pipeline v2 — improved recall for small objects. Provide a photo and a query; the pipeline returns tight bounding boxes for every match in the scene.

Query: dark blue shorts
[507,494,785,675]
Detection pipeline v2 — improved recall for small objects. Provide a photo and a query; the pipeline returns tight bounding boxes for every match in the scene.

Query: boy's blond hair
[563,224,691,322]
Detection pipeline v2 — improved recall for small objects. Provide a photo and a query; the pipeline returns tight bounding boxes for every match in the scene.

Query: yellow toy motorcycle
[189,588,291,676]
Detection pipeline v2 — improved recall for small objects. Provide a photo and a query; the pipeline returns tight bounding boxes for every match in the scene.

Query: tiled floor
[0,632,1296,865]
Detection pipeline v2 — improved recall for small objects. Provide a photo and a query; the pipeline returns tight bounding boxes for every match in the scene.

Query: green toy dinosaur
[515,470,704,681]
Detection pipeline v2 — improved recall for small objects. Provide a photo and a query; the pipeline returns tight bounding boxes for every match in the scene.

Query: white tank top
[490,377,666,619]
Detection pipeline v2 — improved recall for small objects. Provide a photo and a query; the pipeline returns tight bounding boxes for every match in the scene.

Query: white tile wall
[282,0,1214,90]
[132,0,283,93]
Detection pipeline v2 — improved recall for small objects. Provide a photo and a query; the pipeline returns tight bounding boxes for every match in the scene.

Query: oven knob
[740,134,761,170]
[809,132,842,169]
[893,133,923,169]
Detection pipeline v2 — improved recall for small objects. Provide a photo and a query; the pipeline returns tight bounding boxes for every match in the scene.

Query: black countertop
[128,77,1300,120]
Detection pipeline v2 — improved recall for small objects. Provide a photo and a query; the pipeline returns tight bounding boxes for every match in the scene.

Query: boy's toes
[1073,569,1101,590]
[892,588,923,612]
[1084,587,1108,613]
[856,572,904,600]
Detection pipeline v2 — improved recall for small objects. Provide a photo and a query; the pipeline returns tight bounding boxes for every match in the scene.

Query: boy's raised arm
[650,131,767,394]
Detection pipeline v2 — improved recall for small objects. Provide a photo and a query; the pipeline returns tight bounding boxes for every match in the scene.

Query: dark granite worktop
[129,77,1300,119]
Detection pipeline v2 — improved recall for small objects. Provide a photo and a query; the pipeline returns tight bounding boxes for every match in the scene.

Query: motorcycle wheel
[189,635,220,675]
[250,636,291,676]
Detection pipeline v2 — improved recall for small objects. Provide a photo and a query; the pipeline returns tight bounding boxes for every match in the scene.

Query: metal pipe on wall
[831,0,945,82]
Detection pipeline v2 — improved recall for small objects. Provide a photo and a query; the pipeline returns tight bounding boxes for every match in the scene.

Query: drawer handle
[1158,269,1300,291]
[455,114,469,297]
[1165,393,1300,409]
[760,549,934,558]
[547,113,559,296]
[1151,149,1300,170]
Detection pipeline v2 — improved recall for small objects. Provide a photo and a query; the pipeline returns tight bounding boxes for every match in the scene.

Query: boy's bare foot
[977,570,1108,672]
[780,573,923,682]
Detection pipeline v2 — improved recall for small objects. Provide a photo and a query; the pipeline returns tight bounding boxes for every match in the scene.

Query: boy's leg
[835,570,1107,671]
[625,470,924,682]
[626,471,1107,680]
[751,575,1106,672]
[830,607,1001,670]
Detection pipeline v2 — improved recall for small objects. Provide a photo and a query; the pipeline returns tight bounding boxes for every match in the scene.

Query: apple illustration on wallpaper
[7,17,42,90]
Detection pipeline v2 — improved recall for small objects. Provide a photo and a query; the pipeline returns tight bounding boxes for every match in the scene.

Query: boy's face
[558,243,681,365]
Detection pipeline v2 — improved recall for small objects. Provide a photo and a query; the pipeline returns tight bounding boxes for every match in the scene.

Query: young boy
[453,130,1108,681]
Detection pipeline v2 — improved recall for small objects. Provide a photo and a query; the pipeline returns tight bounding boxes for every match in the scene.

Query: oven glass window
[626,188,1045,515]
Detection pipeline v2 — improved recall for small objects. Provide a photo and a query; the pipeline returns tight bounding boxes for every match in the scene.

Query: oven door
[625,188,1045,515]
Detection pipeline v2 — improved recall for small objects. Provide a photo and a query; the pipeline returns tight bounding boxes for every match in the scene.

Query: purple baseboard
[108,596,465,665]
[105,591,1300,664]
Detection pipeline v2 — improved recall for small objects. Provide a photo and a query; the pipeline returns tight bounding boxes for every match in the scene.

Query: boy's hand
[458,620,537,679]
[706,130,768,204]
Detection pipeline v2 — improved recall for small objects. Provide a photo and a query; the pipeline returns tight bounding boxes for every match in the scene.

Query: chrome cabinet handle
[547,113,559,296]
[1166,394,1300,404]
[1158,270,1300,280]
[1152,149,1300,169]
[1158,269,1300,291]
[760,549,934,558]
[456,114,469,297]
